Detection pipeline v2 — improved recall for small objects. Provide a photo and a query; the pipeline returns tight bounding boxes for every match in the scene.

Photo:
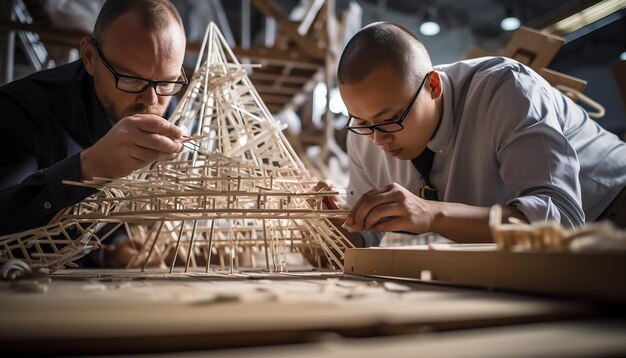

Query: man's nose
[371,129,392,145]
[136,85,159,107]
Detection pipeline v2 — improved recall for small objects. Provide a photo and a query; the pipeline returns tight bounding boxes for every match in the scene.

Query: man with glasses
[0,0,187,266]
[320,22,626,247]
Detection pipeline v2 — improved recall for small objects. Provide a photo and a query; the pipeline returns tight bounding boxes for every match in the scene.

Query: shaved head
[337,22,432,89]
[93,0,184,45]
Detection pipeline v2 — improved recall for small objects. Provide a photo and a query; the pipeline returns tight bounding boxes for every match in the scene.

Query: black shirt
[0,61,109,235]
[0,60,175,235]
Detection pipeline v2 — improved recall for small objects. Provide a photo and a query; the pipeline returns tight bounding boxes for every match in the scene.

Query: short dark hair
[93,0,184,44]
[337,22,432,87]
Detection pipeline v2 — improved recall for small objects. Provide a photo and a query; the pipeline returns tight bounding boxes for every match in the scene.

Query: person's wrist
[93,245,111,267]
[430,201,445,234]
[102,244,117,268]
[80,148,97,180]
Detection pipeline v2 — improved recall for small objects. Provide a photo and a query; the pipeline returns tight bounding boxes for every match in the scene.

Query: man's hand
[97,237,160,268]
[312,180,349,210]
[344,182,436,234]
[80,114,183,180]
[312,180,364,247]
[344,182,529,243]
[104,238,142,268]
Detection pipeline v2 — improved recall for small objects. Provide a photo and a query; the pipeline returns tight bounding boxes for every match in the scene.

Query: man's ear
[80,37,96,76]
[429,71,442,99]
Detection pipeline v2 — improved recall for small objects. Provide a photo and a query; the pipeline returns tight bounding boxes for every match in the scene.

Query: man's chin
[398,150,420,161]
[121,109,165,119]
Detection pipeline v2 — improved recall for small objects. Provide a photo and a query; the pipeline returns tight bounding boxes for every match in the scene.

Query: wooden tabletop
[0,269,607,355]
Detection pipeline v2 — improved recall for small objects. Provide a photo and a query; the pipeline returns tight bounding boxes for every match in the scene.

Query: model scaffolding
[0,24,353,275]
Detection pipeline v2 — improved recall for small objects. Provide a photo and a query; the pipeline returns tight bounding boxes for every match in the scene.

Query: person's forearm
[431,202,527,243]
[0,153,96,235]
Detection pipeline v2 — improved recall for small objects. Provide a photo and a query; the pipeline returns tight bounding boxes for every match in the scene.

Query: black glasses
[345,72,431,135]
[92,40,188,96]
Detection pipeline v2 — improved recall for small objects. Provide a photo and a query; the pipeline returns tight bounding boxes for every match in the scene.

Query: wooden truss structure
[0,23,353,275]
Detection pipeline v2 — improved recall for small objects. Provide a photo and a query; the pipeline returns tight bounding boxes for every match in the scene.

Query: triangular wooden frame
[0,23,353,276]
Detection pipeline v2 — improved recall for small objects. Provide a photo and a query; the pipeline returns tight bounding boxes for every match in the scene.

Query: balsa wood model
[0,24,353,276]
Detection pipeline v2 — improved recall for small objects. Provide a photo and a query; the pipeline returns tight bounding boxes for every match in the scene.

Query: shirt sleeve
[0,103,96,236]
[346,133,384,246]
[482,66,585,227]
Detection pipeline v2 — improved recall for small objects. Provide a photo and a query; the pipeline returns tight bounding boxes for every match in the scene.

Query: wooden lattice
[0,24,352,275]
[489,205,626,252]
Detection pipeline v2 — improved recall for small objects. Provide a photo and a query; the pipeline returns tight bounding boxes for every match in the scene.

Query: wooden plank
[185,43,323,70]
[344,245,626,303]
[197,320,626,357]
[253,85,302,96]
[539,68,587,92]
[251,72,312,84]
[250,0,325,59]
[0,273,595,355]
[233,46,323,69]
[501,26,565,70]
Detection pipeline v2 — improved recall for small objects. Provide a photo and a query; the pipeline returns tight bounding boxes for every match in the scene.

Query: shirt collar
[85,70,113,142]
[427,70,454,154]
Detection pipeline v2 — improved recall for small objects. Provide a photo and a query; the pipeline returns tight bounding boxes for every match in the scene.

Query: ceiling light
[501,6,521,31]
[621,51,626,61]
[420,21,440,36]
[501,16,521,31]
[420,9,440,36]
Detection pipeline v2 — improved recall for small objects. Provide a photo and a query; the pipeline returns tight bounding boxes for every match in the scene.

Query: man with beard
[0,0,187,266]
